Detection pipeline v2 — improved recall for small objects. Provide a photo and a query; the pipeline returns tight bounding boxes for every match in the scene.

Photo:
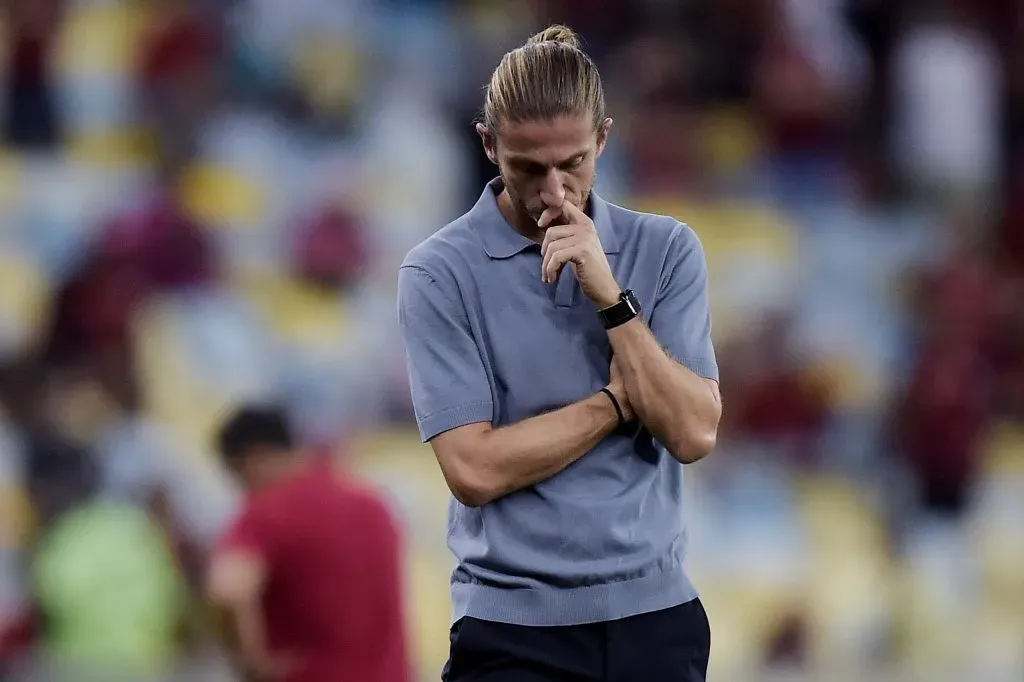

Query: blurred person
[291,202,370,291]
[890,1,1002,205]
[894,275,996,516]
[1,0,65,150]
[207,406,410,682]
[33,160,215,414]
[720,313,832,467]
[137,0,224,168]
[397,25,721,682]
[16,434,190,682]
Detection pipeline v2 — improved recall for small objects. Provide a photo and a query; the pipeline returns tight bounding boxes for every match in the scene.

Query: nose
[538,169,566,207]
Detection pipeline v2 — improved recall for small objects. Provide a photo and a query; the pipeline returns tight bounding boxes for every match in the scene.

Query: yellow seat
[699,581,787,680]
[0,250,50,355]
[134,299,227,456]
[0,151,21,211]
[805,355,881,411]
[0,484,34,550]
[66,128,158,169]
[290,38,363,118]
[408,550,453,680]
[698,107,762,176]
[54,2,149,77]
[178,162,267,228]
[241,275,350,353]
[629,200,799,340]
[980,422,1024,478]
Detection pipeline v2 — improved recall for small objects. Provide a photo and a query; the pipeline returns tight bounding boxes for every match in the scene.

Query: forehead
[497,115,595,163]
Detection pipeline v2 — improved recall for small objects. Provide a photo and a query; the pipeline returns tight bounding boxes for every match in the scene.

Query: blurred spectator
[138,0,225,168]
[890,2,1001,204]
[720,313,833,466]
[291,202,369,291]
[1,0,65,150]
[36,163,215,413]
[894,243,999,516]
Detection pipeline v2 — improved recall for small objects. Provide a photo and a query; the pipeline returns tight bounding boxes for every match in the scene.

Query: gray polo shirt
[397,178,718,627]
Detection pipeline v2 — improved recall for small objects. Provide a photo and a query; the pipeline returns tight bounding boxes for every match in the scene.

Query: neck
[497,189,544,243]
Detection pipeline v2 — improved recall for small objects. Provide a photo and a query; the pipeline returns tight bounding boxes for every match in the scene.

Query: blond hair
[482,24,605,133]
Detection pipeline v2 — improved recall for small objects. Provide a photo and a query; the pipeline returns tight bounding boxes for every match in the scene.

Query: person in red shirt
[207,406,411,682]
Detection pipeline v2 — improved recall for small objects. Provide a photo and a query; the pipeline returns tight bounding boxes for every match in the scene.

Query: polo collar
[471,177,621,259]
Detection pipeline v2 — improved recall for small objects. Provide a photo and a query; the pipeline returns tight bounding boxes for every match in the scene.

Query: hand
[606,356,635,422]
[539,199,621,308]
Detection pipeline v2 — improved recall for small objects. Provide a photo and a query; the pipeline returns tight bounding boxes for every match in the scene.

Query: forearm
[446,392,620,505]
[608,319,720,463]
[215,601,276,677]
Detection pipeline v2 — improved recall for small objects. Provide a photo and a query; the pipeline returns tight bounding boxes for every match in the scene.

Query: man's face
[479,114,612,225]
[229,449,288,491]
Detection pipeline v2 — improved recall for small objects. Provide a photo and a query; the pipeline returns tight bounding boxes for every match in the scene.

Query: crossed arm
[398,225,719,506]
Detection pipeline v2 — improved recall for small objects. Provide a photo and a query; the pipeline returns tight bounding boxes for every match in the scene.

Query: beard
[500,169,595,227]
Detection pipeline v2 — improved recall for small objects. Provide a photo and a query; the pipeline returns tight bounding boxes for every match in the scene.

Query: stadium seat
[0,485,33,550]
[240,275,351,356]
[804,355,880,411]
[289,38,363,120]
[971,428,1024,612]
[0,152,20,213]
[699,581,782,680]
[134,299,223,454]
[408,550,454,680]
[0,250,51,357]
[980,421,1024,478]
[629,200,799,341]
[177,162,267,229]
[795,476,894,672]
[53,1,148,78]
[66,128,157,169]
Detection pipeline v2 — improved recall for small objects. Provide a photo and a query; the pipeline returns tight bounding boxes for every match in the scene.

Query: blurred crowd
[0,0,1022,681]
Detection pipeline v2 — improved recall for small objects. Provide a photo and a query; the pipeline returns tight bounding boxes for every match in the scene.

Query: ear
[476,123,499,166]
[596,118,614,157]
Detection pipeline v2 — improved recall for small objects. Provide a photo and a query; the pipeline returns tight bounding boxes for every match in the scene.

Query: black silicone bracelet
[600,388,625,427]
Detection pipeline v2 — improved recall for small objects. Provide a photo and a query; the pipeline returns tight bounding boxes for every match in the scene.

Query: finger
[537,204,565,229]
[543,241,580,283]
[559,200,593,229]
[541,238,567,282]
[540,226,575,256]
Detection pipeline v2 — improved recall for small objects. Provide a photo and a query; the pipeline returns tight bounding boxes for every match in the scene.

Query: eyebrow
[506,151,588,168]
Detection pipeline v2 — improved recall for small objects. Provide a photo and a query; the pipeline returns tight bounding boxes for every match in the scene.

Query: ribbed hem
[676,356,718,382]
[451,564,698,627]
[418,401,493,442]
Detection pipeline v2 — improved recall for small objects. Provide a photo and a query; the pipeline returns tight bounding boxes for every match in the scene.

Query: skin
[206,450,301,682]
[482,113,720,463]
[484,112,722,460]
[427,112,720,508]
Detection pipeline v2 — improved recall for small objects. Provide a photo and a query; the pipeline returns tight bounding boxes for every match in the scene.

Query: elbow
[668,428,718,465]
[443,461,503,508]
[448,477,493,507]
[433,426,506,507]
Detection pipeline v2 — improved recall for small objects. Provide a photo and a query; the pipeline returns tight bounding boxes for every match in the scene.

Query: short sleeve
[397,265,494,442]
[648,224,719,382]
[217,501,278,563]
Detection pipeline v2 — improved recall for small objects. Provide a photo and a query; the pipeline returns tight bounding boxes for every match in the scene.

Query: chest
[468,250,655,422]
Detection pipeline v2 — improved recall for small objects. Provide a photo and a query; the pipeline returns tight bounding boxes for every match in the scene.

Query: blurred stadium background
[0,0,1022,680]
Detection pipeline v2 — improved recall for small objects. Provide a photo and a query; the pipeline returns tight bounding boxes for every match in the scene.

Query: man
[397,23,722,682]
[206,406,410,682]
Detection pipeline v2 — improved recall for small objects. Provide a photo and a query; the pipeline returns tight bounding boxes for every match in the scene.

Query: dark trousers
[442,599,711,682]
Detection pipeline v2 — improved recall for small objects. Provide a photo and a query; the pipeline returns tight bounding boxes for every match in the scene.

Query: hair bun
[526,24,581,50]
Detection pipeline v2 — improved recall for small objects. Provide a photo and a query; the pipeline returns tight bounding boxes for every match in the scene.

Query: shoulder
[400,212,483,282]
[606,202,701,254]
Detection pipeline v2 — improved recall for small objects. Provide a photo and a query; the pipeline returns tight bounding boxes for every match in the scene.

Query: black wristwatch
[598,289,641,329]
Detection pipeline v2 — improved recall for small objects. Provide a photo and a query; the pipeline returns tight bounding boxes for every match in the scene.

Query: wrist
[594,283,622,310]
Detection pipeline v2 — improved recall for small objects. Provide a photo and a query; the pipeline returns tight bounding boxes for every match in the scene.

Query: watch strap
[599,289,641,329]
